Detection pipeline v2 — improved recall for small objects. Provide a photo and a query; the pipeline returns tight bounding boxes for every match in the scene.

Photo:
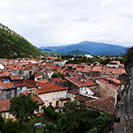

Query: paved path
[112,86,133,133]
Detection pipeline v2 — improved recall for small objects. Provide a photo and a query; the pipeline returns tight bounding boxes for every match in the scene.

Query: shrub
[2,119,19,133]
[43,106,60,120]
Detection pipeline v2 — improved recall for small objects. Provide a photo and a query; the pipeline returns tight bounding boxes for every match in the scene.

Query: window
[57,93,59,98]
[64,92,67,98]
[84,88,86,91]
[71,94,73,97]
[46,96,49,101]
[6,90,11,99]
[53,94,55,99]
[5,112,9,119]
[81,88,83,91]
[61,93,63,98]
[69,93,70,96]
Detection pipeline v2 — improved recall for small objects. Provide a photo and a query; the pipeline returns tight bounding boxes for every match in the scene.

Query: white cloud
[0,0,132,47]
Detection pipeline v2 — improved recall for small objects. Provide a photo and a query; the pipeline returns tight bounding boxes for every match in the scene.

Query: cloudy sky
[0,0,133,47]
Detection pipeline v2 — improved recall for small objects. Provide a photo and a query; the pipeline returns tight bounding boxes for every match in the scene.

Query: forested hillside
[0,23,43,59]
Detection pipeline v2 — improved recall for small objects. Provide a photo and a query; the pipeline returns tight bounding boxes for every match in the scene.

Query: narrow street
[112,85,133,133]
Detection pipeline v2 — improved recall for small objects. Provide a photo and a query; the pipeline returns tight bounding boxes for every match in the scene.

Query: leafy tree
[58,111,79,133]
[43,123,59,133]
[64,99,83,112]
[2,119,19,133]
[124,47,133,74]
[9,94,38,128]
[0,113,4,132]
[51,72,64,79]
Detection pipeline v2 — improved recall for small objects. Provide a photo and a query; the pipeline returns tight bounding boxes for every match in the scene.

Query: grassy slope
[0,24,43,59]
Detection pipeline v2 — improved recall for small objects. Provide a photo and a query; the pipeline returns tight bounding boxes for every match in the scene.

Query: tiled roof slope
[66,77,97,87]
[75,95,93,102]
[36,83,68,94]
[0,98,10,112]
[0,95,44,112]
[13,81,27,87]
[84,96,116,115]
[25,80,37,88]
[0,81,16,89]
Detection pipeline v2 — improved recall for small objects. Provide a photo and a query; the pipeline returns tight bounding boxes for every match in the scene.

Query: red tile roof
[84,96,116,115]
[50,78,65,83]
[21,91,30,95]
[75,95,93,102]
[88,87,97,94]
[91,66,103,72]
[0,82,16,89]
[0,95,44,112]
[53,65,61,71]
[31,95,44,105]
[98,78,119,90]
[10,75,22,80]
[34,74,41,77]
[25,80,37,88]
[36,83,68,94]
[13,81,27,87]
[0,98,10,112]
[66,77,97,87]
[68,89,79,95]
[37,79,48,84]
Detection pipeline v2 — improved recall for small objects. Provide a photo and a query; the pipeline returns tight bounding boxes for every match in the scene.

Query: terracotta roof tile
[0,95,44,112]
[25,80,37,88]
[0,82,16,89]
[13,81,27,87]
[98,79,119,90]
[84,96,116,115]
[66,77,97,87]
[34,74,41,77]
[31,95,44,105]
[0,98,10,112]
[36,83,68,94]
[68,90,79,95]
[50,78,65,83]
[37,79,48,84]
[10,75,22,80]
[75,94,93,102]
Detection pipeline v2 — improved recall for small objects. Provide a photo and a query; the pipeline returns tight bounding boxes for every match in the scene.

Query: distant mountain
[40,41,126,55]
[0,23,43,59]
[68,49,89,55]
[39,49,60,55]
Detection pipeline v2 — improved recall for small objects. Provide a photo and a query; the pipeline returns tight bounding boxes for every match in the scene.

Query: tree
[51,72,64,79]
[2,119,19,133]
[0,113,4,132]
[124,47,133,75]
[9,94,38,128]
[43,123,59,133]
[58,111,79,133]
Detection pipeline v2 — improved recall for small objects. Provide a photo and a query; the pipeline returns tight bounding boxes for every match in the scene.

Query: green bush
[2,119,19,133]
[87,127,98,133]
[43,106,60,120]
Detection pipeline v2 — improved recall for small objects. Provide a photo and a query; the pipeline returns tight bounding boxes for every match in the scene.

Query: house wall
[66,80,79,92]
[0,90,3,100]
[38,90,68,107]
[23,70,33,78]
[68,92,75,101]
[1,112,15,119]
[96,80,117,105]
[2,89,16,99]
[90,71,101,77]
[17,86,27,96]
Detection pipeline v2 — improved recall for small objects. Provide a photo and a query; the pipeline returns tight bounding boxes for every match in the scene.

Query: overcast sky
[0,0,133,47]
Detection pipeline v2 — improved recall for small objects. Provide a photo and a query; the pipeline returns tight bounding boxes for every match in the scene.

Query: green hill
[0,23,43,59]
